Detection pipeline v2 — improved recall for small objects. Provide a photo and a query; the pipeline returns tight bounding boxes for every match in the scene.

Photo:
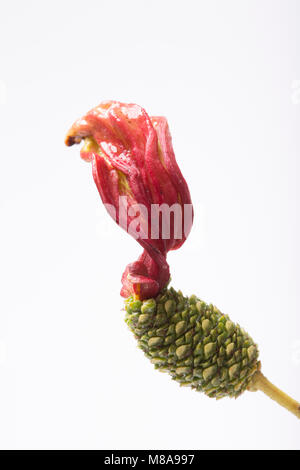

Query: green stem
[248,370,300,419]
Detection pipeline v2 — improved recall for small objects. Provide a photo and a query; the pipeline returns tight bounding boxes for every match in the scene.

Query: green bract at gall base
[125,286,260,399]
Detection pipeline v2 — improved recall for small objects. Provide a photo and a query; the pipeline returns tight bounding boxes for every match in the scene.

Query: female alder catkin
[65,100,300,418]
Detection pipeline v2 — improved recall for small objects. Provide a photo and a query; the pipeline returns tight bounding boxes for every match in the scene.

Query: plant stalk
[248,370,300,419]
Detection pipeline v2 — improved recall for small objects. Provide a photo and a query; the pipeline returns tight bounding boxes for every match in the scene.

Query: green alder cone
[125,286,260,399]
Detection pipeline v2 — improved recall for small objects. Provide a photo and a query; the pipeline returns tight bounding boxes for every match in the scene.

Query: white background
[0,0,299,450]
